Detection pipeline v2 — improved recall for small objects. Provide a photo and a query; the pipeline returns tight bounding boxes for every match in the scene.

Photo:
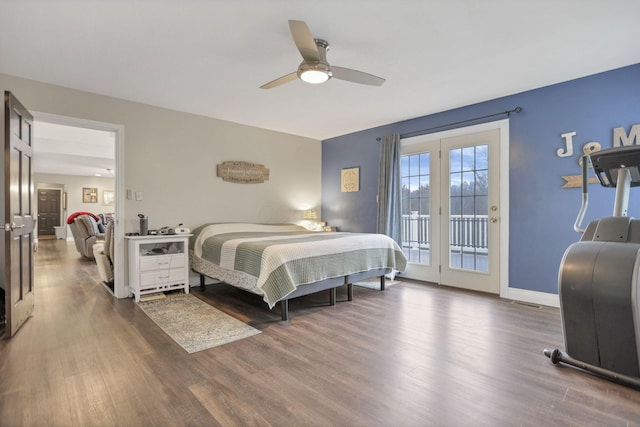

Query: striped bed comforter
[190,223,407,308]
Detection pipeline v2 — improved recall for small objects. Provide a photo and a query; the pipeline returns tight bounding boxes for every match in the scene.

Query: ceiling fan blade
[331,66,386,86]
[260,72,298,89]
[289,20,319,61]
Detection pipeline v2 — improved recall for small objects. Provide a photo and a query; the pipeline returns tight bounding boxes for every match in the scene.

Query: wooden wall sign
[217,161,269,184]
[561,176,599,189]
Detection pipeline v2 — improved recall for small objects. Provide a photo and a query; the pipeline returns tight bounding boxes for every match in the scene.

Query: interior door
[4,91,35,337]
[401,126,502,294]
[37,189,61,236]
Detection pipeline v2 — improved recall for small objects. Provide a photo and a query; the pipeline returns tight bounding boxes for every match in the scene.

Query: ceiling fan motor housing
[297,39,332,83]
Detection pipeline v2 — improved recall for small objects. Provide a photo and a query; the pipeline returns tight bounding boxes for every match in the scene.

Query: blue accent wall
[322,63,640,294]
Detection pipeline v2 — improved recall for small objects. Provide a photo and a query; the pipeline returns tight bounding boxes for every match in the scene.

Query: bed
[189,223,407,320]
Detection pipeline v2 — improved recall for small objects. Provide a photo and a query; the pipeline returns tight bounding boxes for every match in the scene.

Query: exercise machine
[544,145,640,388]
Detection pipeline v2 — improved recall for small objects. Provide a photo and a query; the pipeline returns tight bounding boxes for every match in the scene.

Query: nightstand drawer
[140,268,185,287]
[139,254,185,271]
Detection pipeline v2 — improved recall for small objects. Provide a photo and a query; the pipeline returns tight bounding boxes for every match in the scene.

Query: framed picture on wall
[103,190,114,206]
[82,187,98,203]
[341,167,360,192]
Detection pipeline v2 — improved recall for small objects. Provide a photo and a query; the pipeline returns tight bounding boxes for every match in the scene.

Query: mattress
[189,223,407,307]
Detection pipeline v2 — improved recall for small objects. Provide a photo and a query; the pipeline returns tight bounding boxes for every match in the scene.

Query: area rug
[352,279,401,290]
[137,293,261,353]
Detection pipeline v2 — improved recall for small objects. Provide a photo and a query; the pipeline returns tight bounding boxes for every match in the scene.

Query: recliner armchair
[68,213,104,259]
[94,220,114,287]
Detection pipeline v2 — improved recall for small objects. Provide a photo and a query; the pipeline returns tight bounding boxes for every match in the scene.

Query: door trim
[32,111,127,298]
[402,119,509,298]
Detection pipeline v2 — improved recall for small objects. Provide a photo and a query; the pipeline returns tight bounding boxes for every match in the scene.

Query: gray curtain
[377,133,402,244]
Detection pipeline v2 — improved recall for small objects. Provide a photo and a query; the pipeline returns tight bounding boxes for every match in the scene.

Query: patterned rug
[352,279,401,290]
[137,293,260,353]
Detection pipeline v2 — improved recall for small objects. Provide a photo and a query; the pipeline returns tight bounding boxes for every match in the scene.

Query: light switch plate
[135,191,142,201]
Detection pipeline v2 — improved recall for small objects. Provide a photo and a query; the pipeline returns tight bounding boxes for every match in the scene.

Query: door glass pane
[449,144,489,272]
[475,145,489,169]
[462,172,475,196]
[462,146,475,171]
[401,152,430,265]
[475,170,488,195]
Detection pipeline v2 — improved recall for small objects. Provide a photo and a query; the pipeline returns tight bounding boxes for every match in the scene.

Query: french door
[401,123,505,294]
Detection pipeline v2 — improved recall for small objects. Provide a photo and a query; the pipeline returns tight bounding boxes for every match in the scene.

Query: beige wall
[2,72,321,297]
[1,73,322,233]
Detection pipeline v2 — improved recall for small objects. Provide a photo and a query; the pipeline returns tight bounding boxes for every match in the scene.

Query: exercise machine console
[544,145,640,388]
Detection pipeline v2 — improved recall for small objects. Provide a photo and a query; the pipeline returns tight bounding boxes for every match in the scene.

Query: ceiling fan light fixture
[298,61,331,84]
[300,69,329,84]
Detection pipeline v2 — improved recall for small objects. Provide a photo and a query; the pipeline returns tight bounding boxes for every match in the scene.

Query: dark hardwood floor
[1,239,640,426]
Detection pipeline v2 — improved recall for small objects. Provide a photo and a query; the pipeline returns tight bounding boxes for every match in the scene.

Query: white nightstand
[125,234,192,302]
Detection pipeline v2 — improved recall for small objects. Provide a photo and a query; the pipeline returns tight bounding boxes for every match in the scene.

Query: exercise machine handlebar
[573,155,589,234]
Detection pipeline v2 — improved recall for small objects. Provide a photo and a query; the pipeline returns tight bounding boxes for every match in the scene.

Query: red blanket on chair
[66,212,100,224]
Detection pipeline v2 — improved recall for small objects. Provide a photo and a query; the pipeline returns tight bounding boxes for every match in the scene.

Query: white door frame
[32,111,127,298]
[401,119,510,298]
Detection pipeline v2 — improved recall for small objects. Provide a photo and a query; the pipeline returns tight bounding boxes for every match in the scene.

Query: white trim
[401,119,511,299]
[506,287,560,308]
[32,111,128,299]
[498,121,510,301]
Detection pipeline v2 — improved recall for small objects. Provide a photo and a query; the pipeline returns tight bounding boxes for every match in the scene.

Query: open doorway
[32,113,125,298]
[33,121,115,240]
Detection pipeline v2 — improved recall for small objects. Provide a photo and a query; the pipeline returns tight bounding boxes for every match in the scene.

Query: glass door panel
[401,152,431,265]
[448,144,489,272]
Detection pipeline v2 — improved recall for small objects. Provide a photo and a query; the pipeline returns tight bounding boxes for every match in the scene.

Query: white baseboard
[504,287,559,308]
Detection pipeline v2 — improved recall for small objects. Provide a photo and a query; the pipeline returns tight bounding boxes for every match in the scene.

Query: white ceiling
[2,0,640,177]
[33,121,115,177]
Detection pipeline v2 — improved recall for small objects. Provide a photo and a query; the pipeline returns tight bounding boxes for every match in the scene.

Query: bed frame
[198,267,391,321]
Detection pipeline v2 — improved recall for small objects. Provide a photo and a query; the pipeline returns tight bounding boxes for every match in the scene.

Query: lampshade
[303,209,318,220]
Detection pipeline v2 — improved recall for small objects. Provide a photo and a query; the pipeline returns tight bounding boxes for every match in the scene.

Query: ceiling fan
[260,20,386,89]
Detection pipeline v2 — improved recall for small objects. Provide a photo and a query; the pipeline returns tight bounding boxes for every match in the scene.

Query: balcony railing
[401,212,489,252]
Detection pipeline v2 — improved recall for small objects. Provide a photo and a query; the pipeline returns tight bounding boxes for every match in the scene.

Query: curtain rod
[376,106,523,141]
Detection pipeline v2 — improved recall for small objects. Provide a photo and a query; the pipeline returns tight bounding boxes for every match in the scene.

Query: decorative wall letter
[557,131,576,157]
[613,125,640,147]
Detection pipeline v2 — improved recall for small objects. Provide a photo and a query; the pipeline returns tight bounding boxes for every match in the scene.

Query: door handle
[4,222,25,231]
[490,217,498,223]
